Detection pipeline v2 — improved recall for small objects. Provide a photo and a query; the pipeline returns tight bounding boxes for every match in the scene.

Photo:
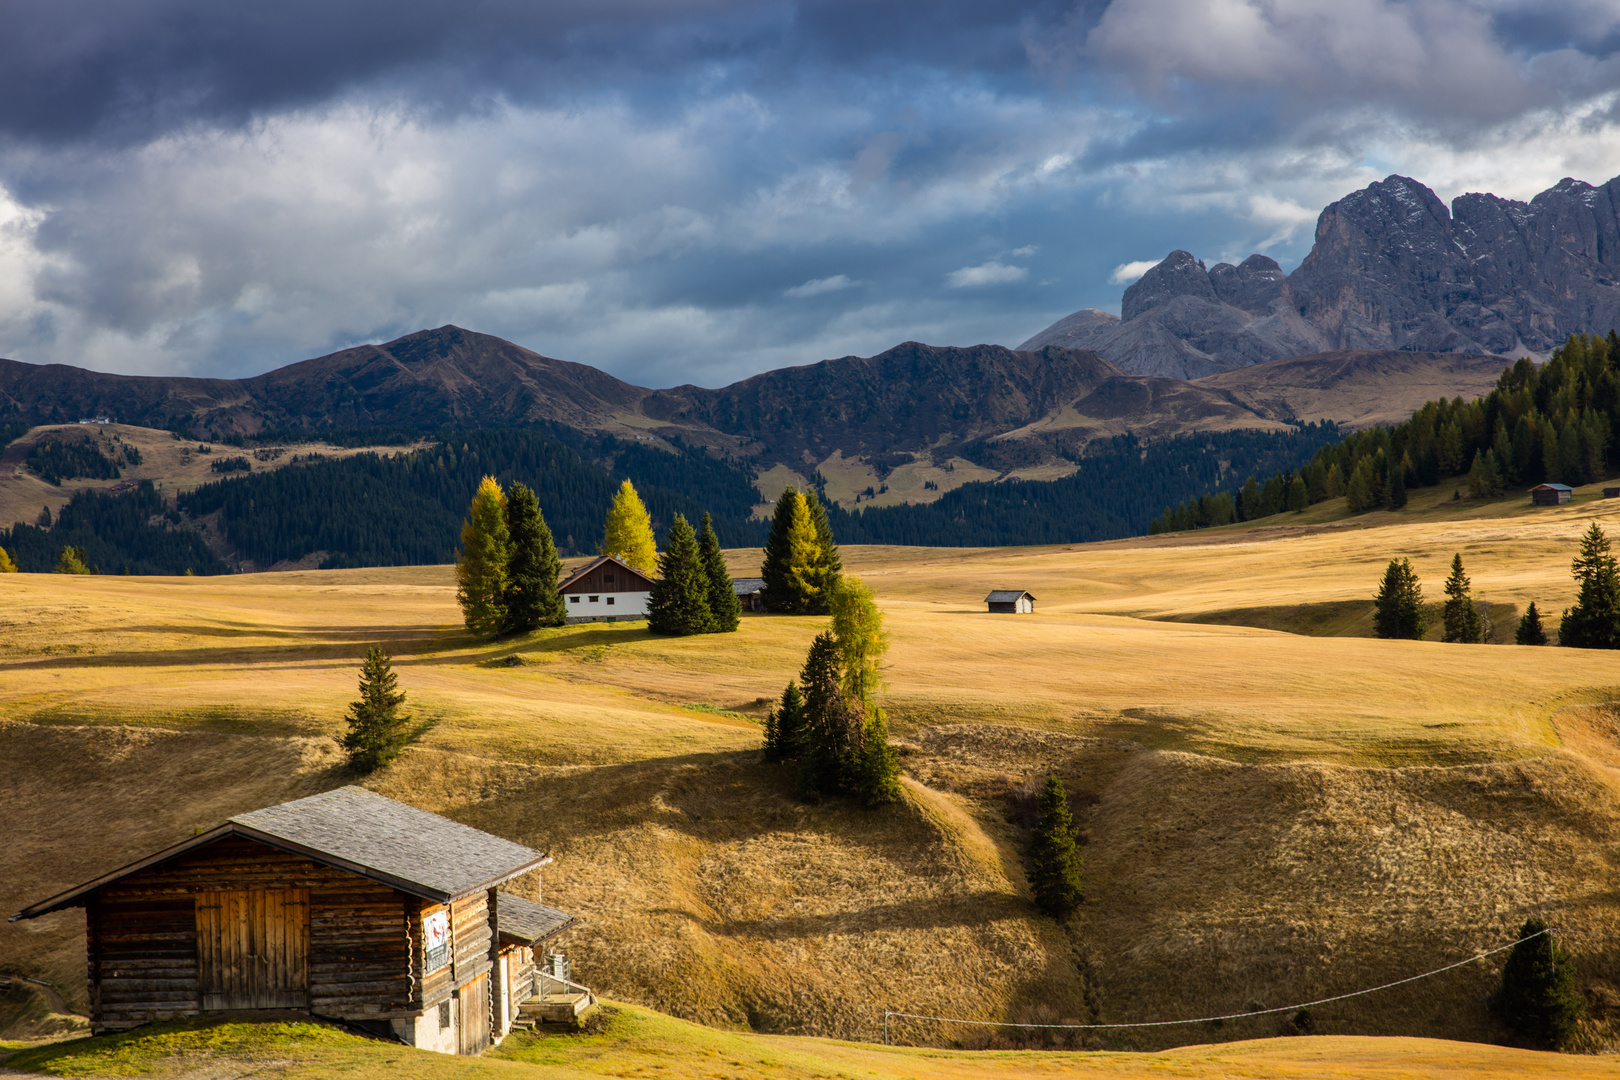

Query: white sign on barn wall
[423,909,450,972]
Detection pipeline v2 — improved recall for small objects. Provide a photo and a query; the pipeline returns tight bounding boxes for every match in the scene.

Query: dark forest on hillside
[1151,334,1618,532]
[2,423,1338,572]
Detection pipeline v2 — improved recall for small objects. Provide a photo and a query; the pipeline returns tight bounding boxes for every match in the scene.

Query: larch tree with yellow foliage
[456,475,510,636]
[599,479,657,572]
[760,487,837,613]
[0,546,17,572]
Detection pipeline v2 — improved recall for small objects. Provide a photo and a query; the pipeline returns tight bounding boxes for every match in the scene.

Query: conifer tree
[647,514,713,635]
[1027,775,1084,917]
[600,479,657,572]
[501,482,565,635]
[763,681,804,762]
[1559,523,1620,649]
[55,546,91,574]
[341,646,412,774]
[760,488,827,613]
[851,709,903,807]
[1287,475,1308,512]
[697,513,741,633]
[1516,602,1549,646]
[455,475,509,637]
[0,546,17,572]
[1491,918,1586,1050]
[1442,553,1484,643]
[796,632,859,799]
[1372,558,1425,639]
[830,575,888,707]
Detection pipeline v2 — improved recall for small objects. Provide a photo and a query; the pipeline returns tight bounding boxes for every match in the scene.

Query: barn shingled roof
[985,590,1035,603]
[10,787,549,921]
[732,577,765,595]
[496,892,577,945]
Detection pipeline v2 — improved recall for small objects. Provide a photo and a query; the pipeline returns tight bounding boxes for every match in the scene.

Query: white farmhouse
[558,555,655,624]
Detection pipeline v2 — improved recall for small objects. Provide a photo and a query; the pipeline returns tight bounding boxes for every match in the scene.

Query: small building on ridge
[732,577,765,612]
[1530,483,1574,506]
[985,590,1036,614]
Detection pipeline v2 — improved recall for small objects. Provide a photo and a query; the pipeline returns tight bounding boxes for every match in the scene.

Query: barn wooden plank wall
[87,837,416,1029]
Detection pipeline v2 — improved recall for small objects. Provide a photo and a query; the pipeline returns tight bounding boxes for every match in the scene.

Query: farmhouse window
[606,597,615,605]
[569,596,580,604]
[589,595,599,602]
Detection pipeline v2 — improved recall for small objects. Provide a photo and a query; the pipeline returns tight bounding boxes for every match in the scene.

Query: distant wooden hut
[9,787,579,1055]
[732,577,765,612]
[558,554,655,623]
[1604,487,1620,498]
[1529,483,1574,505]
[985,590,1036,614]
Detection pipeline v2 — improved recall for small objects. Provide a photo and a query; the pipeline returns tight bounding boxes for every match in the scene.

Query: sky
[4,1,1620,389]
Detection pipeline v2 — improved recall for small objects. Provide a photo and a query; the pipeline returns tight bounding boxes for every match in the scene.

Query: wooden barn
[1530,482,1574,505]
[9,787,579,1055]
[985,590,1036,614]
[558,554,655,623]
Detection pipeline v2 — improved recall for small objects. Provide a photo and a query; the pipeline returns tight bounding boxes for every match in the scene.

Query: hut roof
[496,892,577,946]
[985,590,1036,603]
[1529,483,1574,492]
[732,577,765,595]
[557,554,656,593]
[11,787,549,921]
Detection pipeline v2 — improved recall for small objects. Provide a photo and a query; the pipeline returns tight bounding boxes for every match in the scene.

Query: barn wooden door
[196,889,310,1010]
[457,973,491,1055]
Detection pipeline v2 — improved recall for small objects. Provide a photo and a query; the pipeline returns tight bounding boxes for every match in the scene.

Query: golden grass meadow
[9,483,1620,1076]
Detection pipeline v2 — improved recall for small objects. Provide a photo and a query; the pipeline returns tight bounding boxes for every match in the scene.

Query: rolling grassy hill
[7,486,1620,1070]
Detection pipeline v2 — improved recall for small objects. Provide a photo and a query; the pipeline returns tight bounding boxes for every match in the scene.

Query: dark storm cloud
[1,0,1619,385]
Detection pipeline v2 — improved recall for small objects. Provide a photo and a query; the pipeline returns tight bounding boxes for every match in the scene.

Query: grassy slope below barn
[8,1007,1620,1080]
[7,484,1620,1067]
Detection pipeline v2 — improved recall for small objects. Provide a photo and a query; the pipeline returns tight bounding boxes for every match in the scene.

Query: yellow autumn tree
[600,479,657,571]
[456,476,510,636]
[0,546,17,572]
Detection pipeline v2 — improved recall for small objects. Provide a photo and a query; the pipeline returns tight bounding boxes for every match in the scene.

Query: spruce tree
[1442,553,1483,643]
[55,546,91,574]
[763,681,805,762]
[1372,558,1425,639]
[851,710,903,806]
[600,479,658,572]
[1287,475,1308,512]
[647,514,713,636]
[501,482,566,635]
[797,632,858,799]
[341,646,412,774]
[1516,602,1549,646]
[455,476,509,637]
[0,546,17,572]
[697,513,741,633]
[1027,775,1083,917]
[1491,918,1586,1050]
[1559,523,1620,649]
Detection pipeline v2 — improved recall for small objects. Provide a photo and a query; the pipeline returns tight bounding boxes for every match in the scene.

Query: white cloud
[784,274,857,298]
[947,261,1028,288]
[1108,259,1160,284]
[1008,245,1038,257]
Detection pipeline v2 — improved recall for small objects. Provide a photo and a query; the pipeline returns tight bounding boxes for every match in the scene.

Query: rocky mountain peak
[1121,250,1215,320]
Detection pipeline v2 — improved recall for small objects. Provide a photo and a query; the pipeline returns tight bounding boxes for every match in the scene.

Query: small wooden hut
[731,577,765,612]
[9,787,577,1055]
[985,590,1036,614]
[1529,483,1574,505]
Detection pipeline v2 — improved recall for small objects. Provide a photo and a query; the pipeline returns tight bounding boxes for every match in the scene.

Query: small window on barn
[589,595,599,602]
[439,1001,451,1029]
[605,572,615,584]
[569,595,580,604]
[606,596,615,605]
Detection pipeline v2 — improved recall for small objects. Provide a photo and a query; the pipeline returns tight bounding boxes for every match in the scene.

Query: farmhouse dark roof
[1529,483,1574,492]
[496,892,577,946]
[732,577,764,594]
[985,590,1036,603]
[557,554,656,593]
[10,787,549,921]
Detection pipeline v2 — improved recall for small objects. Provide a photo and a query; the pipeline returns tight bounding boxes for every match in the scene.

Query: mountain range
[1021,172,1620,379]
